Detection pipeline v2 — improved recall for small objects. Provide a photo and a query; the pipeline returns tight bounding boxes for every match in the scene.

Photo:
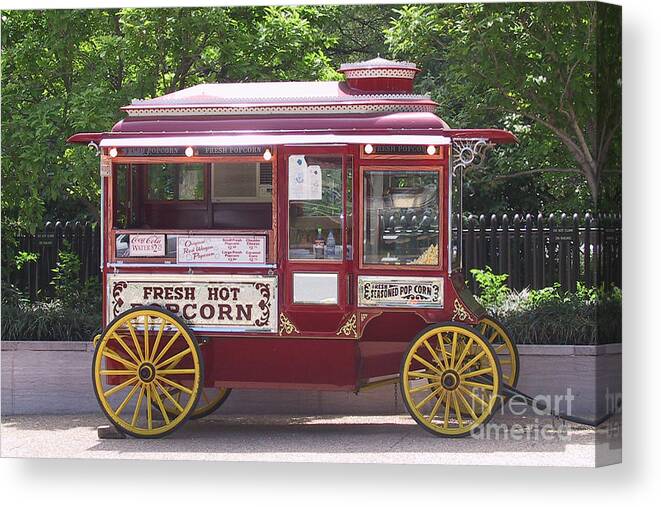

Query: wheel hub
[138,362,156,383]
[441,370,460,391]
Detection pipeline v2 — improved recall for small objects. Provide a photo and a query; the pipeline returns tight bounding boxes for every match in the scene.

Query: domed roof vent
[339,57,420,94]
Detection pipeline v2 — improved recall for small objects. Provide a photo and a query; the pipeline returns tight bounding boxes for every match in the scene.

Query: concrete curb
[1,340,621,419]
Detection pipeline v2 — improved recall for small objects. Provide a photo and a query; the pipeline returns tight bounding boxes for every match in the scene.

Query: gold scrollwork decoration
[452,299,470,322]
[279,313,300,336]
[336,313,358,338]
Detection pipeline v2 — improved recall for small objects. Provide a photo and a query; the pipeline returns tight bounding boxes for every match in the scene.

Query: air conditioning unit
[212,162,273,203]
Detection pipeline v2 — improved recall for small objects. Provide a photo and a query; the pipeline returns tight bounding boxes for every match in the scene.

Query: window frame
[358,165,443,270]
[286,153,347,264]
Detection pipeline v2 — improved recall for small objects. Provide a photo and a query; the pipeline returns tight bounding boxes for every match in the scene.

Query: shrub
[469,268,621,345]
[1,247,101,341]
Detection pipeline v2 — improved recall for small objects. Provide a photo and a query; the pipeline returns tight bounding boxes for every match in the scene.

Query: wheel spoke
[157,368,196,375]
[459,385,488,408]
[156,374,193,395]
[144,315,150,361]
[131,385,146,427]
[443,392,452,428]
[461,367,494,380]
[103,376,138,397]
[452,391,464,428]
[111,333,141,366]
[457,350,487,374]
[100,369,136,376]
[411,354,443,375]
[152,331,181,365]
[408,370,438,380]
[149,318,167,362]
[426,390,446,422]
[415,387,442,410]
[436,333,450,369]
[450,331,458,368]
[463,380,494,390]
[455,389,479,421]
[115,382,141,417]
[422,340,444,370]
[126,319,145,362]
[102,349,137,371]
[156,348,192,370]
[409,381,441,394]
[146,384,153,430]
[151,384,170,424]
[155,380,184,413]
[202,390,210,404]
[494,344,507,353]
[489,329,499,342]
[454,337,474,372]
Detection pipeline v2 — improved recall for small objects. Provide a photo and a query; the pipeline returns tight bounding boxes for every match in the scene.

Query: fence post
[524,214,533,290]
[478,214,487,269]
[466,215,476,291]
[499,214,509,283]
[535,213,545,289]
[571,213,580,291]
[512,214,521,290]
[489,214,498,272]
[547,213,557,286]
[558,213,568,291]
[583,213,592,287]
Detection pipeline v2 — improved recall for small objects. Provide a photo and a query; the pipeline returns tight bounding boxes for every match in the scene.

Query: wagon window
[363,170,440,265]
[147,163,205,201]
[288,155,343,260]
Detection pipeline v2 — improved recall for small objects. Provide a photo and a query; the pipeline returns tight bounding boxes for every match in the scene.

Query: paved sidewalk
[1,413,621,467]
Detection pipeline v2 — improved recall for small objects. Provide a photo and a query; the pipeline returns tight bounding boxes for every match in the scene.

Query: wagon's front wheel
[93,306,203,438]
[400,323,502,437]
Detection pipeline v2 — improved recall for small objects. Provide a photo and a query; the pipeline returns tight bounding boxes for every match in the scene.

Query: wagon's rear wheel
[400,323,502,437]
[159,387,231,420]
[92,306,203,438]
[476,316,519,389]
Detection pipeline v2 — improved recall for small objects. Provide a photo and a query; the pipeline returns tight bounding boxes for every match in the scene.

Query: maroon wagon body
[70,58,515,392]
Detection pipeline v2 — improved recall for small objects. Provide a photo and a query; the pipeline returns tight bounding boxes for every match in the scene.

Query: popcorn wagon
[69,58,518,438]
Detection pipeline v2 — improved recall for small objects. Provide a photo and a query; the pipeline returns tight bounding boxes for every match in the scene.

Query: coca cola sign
[129,234,166,257]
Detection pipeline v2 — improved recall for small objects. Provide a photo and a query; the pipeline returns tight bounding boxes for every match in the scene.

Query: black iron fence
[6,221,101,301]
[5,213,621,301]
[460,213,621,293]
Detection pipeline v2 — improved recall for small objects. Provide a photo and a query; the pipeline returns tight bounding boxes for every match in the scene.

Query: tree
[387,2,621,211]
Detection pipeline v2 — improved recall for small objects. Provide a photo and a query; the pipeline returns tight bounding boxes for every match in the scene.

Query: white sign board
[107,273,277,332]
[177,236,266,264]
[100,155,112,177]
[358,276,444,308]
[288,155,322,200]
[129,234,166,257]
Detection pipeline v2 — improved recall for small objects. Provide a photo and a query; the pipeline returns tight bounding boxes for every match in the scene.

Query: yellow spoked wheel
[158,387,231,420]
[401,323,502,437]
[476,316,519,389]
[92,306,202,438]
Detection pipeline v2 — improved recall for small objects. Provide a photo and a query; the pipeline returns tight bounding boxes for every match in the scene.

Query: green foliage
[1,246,102,341]
[14,251,39,270]
[387,2,621,213]
[470,266,510,307]
[470,268,621,344]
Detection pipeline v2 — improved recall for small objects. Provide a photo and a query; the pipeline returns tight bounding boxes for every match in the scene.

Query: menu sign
[129,234,166,257]
[358,276,444,308]
[177,235,266,264]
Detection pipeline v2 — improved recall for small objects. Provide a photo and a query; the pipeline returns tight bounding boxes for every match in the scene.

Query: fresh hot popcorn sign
[108,273,277,332]
[177,236,266,264]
